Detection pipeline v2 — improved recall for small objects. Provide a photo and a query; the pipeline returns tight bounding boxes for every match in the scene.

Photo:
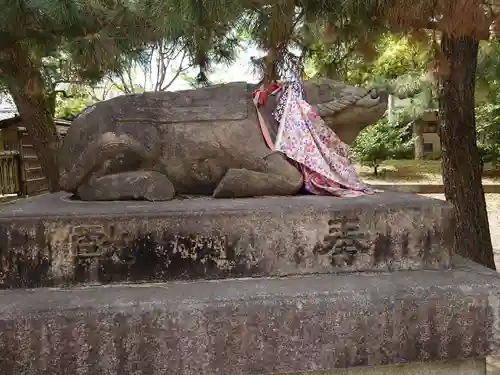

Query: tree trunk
[8,70,61,192]
[413,120,425,160]
[439,34,495,269]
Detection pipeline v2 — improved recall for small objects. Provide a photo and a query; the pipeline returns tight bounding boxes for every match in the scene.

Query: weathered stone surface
[57,78,388,201]
[0,192,452,287]
[0,257,498,375]
[287,359,486,375]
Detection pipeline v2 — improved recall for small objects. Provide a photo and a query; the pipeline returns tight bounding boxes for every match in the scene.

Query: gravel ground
[421,194,500,374]
[358,160,500,184]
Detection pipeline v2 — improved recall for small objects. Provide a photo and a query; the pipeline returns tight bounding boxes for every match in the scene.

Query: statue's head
[302,78,388,144]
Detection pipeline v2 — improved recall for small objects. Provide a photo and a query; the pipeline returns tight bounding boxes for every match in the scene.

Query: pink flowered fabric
[272,81,375,197]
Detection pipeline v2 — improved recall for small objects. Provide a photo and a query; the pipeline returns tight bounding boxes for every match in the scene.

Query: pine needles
[0,0,498,88]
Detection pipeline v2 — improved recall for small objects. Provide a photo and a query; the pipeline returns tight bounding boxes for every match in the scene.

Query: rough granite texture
[57,79,388,201]
[286,359,486,375]
[0,257,498,375]
[0,192,453,287]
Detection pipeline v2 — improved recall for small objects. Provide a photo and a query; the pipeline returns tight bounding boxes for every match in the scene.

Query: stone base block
[0,257,498,375]
[289,359,486,375]
[0,192,453,287]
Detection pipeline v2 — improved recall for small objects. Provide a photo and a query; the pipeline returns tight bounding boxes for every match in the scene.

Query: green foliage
[476,100,500,145]
[0,1,149,81]
[55,89,95,120]
[352,116,414,175]
[371,34,429,78]
[306,32,431,85]
[0,0,244,99]
[306,37,368,83]
[361,34,437,115]
[309,32,500,168]
[476,97,500,169]
[477,143,500,171]
[142,0,244,76]
[476,41,500,103]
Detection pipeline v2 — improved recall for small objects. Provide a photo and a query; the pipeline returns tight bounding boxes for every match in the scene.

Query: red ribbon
[252,83,280,106]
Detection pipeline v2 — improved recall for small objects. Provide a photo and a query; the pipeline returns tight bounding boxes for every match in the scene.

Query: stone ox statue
[58,78,388,201]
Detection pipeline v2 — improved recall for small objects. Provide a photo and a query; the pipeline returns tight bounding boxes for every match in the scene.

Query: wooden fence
[18,130,49,196]
[0,120,70,199]
[0,151,23,197]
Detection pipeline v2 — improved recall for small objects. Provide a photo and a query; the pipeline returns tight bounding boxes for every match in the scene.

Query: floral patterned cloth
[270,80,375,197]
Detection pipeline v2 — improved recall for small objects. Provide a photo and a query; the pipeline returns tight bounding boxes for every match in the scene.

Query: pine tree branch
[159,51,190,91]
[155,42,187,91]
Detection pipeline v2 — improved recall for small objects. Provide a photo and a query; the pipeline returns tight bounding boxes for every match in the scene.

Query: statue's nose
[370,88,389,104]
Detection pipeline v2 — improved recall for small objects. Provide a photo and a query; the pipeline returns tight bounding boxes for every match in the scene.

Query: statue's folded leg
[213,153,303,198]
[61,131,161,191]
[76,170,175,201]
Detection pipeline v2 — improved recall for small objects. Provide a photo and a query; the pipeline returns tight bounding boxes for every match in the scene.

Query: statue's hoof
[77,171,175,201]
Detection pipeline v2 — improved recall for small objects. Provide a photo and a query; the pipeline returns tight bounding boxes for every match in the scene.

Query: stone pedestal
[293,359,486,375]
[0,192,452,287]
[0,192,497,375]
[0,257,498,375]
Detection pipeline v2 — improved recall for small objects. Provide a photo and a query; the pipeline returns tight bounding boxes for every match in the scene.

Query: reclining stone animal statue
[58,78,388,201]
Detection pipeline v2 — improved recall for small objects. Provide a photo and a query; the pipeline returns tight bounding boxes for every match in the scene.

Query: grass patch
[356,159,500,184]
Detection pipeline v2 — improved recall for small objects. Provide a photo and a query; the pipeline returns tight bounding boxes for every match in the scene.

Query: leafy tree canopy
[0,0,243,189]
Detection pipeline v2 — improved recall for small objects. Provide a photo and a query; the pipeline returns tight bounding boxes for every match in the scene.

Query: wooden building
[0,116,71,197]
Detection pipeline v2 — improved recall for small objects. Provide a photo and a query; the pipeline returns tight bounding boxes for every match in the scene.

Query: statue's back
[58,82,261,193]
